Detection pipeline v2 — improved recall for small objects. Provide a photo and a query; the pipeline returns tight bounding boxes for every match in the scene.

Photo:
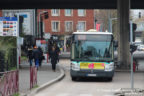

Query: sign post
[0,17,19,69]
[0,17,18,36]
[130,20,134,89]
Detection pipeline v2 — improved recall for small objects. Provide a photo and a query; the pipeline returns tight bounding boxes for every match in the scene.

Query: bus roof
[73,32,112,35]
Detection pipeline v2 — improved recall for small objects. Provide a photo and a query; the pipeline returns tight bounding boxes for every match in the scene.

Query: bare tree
[94,9,117,40]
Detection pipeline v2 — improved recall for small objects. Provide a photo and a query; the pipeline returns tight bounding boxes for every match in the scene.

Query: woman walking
[50,46,58,72]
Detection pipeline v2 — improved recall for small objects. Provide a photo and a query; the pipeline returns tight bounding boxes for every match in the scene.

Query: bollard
[30,66,37,89]
[47,53,49,63]
[133,60,136,72]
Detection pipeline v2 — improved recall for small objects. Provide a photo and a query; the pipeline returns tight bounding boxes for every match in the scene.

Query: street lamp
[109,18,117,33]
[39,11,48,39]
[94,17,97,30]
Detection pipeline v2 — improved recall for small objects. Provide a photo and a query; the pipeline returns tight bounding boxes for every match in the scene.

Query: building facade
[37,9,94,51]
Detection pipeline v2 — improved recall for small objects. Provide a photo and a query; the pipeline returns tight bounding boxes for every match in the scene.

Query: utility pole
[110,18,117,33]
[39,11,48,39]
[130,20,134,89]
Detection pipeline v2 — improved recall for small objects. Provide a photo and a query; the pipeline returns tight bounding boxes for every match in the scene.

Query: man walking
[33,46,40,70]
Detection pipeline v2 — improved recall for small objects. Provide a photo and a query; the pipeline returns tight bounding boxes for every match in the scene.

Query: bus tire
[71,77,77,81]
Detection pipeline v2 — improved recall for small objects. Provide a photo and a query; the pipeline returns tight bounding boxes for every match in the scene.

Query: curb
[26,66,65,96]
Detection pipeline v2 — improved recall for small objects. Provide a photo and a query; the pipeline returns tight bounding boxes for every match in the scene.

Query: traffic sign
[0,17,18,36]
[44,33,51,39]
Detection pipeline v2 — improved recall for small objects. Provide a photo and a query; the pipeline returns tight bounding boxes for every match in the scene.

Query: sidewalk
[19,60,61,96]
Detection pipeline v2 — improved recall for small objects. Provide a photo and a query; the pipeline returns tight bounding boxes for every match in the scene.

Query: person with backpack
[32,46,40,70]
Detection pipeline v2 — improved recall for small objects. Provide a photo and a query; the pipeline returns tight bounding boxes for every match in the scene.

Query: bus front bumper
[70,69,114,78]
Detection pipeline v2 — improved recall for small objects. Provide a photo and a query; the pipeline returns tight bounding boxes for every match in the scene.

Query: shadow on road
[73,77,112,82]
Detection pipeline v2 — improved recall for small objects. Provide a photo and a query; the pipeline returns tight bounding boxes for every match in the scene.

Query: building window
[77,21,86,31]
[51,9,60,16]
[65,21,73,32]
[65,9,72,16]
[52,21,60,32]
[78,9,86,16]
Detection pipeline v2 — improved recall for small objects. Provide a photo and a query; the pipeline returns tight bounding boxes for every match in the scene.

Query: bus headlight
[71,62,80,71]
[105,62,114,71]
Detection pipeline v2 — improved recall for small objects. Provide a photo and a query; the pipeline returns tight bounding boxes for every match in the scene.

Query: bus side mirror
[114,41,118,47]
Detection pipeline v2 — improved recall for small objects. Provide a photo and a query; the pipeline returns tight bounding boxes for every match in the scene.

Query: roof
[73,32,113,35]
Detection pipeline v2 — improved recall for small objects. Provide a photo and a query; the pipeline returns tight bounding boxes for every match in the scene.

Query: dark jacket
[48,44,52,59]
[38,47,43,60]
[32,48,40,59]
[27,48,33,60]
[55,46,60,54]
[55,46,60,60]
[50,50,58,64]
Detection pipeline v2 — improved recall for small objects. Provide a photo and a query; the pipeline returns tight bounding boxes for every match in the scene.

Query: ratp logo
[88,63,94,69]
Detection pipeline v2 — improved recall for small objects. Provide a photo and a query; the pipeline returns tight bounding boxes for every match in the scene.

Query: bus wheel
[71,77,77,81]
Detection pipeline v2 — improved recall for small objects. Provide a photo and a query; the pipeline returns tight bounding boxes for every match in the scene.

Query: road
[34,59,144,96]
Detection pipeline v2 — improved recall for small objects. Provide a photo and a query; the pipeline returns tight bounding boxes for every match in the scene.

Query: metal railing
[0,70,19,96]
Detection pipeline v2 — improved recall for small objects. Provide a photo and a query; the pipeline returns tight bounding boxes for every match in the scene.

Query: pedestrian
[48,43,52,60]
[54,43,60,63]
[50,46,58,72]
[48,38,53,60]
[27,46,33,66]
[38,47,44,67]
[33,46,40,70]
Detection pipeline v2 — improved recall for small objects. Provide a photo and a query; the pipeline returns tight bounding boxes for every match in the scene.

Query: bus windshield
[71,35,113,61]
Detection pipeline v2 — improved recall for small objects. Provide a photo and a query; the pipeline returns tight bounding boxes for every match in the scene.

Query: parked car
[137,45,144,51]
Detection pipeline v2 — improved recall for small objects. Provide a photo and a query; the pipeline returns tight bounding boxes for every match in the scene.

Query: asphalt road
[34,59,144,96]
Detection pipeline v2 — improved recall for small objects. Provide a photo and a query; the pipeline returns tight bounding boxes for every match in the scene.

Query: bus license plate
[87,74,97,77]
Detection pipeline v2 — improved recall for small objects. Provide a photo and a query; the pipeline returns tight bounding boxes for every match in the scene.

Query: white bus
[70,30,116,81]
